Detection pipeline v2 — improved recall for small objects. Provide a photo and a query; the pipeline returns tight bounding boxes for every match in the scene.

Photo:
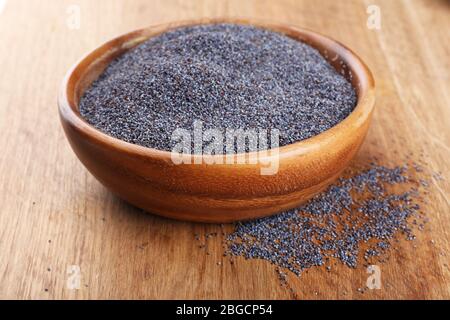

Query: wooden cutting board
[0,0,448,299]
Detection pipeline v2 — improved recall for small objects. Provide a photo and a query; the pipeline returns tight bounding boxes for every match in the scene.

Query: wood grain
[0,0,448,299]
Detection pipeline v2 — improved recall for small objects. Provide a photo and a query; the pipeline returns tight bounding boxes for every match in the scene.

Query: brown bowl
[58,18,375,223]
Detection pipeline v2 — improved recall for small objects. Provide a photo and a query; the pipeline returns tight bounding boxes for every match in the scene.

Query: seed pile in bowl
[79,23,357,152]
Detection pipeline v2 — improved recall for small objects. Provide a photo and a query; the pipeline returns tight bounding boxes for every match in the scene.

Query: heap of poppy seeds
[225,164,426,275]
[79,24,356,152]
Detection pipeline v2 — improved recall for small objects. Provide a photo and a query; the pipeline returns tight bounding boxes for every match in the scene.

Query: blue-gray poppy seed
[79,24,356,152]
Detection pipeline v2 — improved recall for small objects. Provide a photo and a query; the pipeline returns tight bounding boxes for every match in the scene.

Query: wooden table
[0,0,448,299]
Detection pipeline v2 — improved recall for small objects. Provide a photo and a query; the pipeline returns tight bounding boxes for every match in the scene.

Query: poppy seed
[79,24,356,152]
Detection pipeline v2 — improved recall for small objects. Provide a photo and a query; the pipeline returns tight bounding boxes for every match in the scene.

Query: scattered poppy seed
[79,24,356,152]
[275,268,288,286]
[226,164,427,276]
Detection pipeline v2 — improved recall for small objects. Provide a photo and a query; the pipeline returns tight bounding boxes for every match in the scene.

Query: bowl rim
[58,18,375,163]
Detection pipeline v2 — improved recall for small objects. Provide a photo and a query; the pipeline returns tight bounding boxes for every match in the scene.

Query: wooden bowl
[58,19,375,223]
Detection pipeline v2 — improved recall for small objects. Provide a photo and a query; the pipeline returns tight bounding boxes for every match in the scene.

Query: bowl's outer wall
[59,19,375,222]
